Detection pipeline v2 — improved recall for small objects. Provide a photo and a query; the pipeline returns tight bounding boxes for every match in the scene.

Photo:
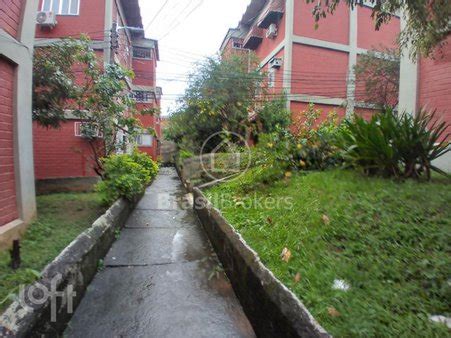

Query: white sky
[138,0,251,116]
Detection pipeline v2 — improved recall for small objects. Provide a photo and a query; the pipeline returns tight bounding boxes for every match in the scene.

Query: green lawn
[206,169,451,337]
[0,192,105,313]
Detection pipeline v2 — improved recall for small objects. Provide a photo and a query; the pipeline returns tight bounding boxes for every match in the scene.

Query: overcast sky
[138,0,251,116]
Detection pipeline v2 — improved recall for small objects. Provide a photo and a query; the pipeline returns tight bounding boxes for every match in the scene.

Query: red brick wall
[35,0,105,40]
[136,103,159,160]
[221,39,248,59]
[254,13,286,61]
[294,1,349,45]
[291,44,348,98]
[357,6,399,50]
[290,101,346,133]
[0,58,19,226]
[132,58,156,87]
[0,0,23,38]
[33,121,99,179]
[418,34,451,140]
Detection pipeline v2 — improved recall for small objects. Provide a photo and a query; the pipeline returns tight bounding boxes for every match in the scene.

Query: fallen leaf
[322,214,330,225]
[267,217,273,224]
[284,171,292,178]
[327,306,341,317]
[280,247,292,262]
[294,272,301,283]
[299,160,306,167]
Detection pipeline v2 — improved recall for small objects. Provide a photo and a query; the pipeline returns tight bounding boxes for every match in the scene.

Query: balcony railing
[257,0,285,28]
[243,25,265,50]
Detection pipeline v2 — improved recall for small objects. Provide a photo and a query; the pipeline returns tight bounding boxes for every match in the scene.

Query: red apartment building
[33,0,162,188]
[220,0,400,122]
[0,0,38,248]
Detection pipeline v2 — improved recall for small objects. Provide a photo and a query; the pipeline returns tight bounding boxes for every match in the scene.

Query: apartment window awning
[243,26,265,49]
[257,0,284,28]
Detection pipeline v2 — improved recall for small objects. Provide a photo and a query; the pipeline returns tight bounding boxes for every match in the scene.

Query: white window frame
[137,134,153,147]
[41,0,80,16]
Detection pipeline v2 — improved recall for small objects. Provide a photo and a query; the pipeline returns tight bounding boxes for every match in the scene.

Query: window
[137,134,153,147]
[232,41,243,49]
[42,0,80,15]
[131,90,153,103]
[133,47,152,59]
[268,69,275,88]
[74,122,103,138]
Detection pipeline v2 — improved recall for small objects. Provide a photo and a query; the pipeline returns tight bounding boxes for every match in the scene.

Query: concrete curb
[192,187,331,338]
[0,196,139,337]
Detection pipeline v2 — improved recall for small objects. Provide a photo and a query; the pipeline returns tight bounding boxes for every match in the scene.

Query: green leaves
[306,0,451,59]
[166,54,264,152]
[337,109,450,179]
[354,47,400,109]
[95,150,158,204]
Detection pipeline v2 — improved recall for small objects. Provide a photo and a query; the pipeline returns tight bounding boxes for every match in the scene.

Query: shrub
[179,149,194,160]
[242,105,344,190]
[294,105,343,170]
[96,151,158,204]
[337,109,450,179]
[131,150,159,178]
[254,96,291,134]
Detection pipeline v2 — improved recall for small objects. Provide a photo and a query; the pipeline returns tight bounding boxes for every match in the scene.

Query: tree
[166,54,265,152]
[253,95,291,134]
[306,0,451,58]
[33,37,151,177]
[33,38,84,128]
[354,47,400,108]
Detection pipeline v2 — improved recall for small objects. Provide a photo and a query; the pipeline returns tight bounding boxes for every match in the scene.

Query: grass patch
[0,192,106,313]
[205,169,451,337]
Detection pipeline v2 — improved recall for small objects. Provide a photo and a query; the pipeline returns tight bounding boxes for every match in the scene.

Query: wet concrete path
[66,167,255,338]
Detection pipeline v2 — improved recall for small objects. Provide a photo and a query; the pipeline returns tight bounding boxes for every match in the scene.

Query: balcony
[257,0,285,28]
[243,26,265,50]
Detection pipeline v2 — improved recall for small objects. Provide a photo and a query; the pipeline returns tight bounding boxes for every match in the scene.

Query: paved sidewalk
[66,168,255,338]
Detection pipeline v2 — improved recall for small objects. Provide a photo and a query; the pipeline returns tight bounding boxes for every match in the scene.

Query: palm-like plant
[337,109,449,180]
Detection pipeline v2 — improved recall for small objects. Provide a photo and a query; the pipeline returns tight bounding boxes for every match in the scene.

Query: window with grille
[133,47,152,59]
[232,41,243,49]
[131,90,153,103]
[42,0,79,15]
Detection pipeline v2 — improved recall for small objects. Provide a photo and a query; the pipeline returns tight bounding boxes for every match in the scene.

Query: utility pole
[110,22,118,64]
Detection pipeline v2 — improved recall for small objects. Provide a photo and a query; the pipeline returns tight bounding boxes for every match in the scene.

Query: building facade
[33,0,162,185]
[0,0,38,248]
[132,37,162,159]
[220,0,400,122]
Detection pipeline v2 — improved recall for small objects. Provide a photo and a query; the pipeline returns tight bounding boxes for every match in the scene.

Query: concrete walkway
[66,168,255,338]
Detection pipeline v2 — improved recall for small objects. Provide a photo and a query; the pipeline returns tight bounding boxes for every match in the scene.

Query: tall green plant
[337,110,449,179]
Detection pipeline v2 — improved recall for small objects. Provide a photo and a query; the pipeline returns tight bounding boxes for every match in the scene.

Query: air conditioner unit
[269,57,282,69]
[36,11,57,28]
[266,24,278,39]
